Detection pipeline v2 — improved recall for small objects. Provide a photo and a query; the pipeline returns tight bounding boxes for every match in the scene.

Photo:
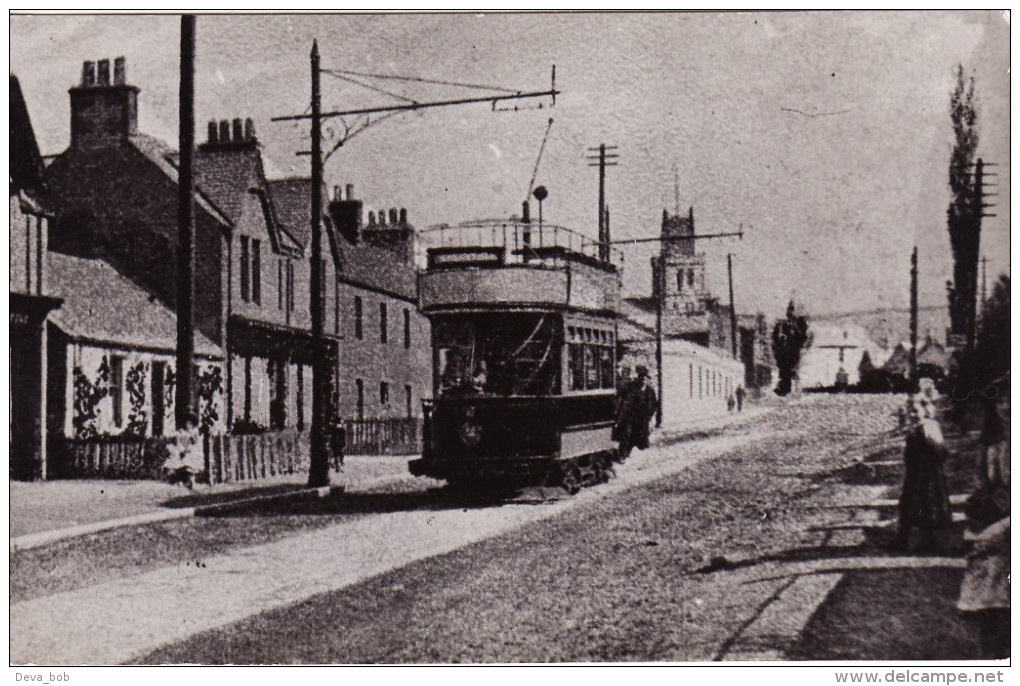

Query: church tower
[652,206,711,332]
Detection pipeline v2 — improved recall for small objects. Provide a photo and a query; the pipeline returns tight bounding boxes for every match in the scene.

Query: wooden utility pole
[727,253,738,360]
[307,40,330,488]
[909,246,918,386]
[655,260,663,428]
[586,144,618,262]
[175,13,196,429]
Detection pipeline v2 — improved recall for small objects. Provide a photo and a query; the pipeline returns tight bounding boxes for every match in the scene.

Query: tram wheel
[593,454,611,484]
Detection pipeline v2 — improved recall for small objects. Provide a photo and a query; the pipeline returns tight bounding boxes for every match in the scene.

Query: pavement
[9,454,421,548]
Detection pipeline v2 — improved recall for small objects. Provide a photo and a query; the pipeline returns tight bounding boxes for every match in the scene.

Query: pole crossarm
[611,230,744,246]
[272,88,560,123]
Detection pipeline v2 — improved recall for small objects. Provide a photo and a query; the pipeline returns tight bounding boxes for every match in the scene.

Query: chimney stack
[82,61,96,87]
[389,208,398,225]
[71,58,140,148]
[218,120,230,142]
[232,118,243,142]
[207,120,218,144]
[97,59,110,86]
[399,208,407,224]
[346,184,354,201]
[244,117,255,141]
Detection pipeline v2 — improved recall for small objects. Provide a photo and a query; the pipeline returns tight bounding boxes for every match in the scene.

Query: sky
[10,11,1011,321]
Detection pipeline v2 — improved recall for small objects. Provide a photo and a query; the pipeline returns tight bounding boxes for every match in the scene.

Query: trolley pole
[307,40,330,488]
[175,14,196,430]
[727,253,738,360]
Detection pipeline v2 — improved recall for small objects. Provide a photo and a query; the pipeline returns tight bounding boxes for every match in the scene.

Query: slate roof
[47,252,222,358]
[128,134,232,229]
[268,177,418,302]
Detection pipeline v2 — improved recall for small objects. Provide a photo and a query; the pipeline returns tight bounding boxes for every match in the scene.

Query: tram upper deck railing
[421,218,624,272]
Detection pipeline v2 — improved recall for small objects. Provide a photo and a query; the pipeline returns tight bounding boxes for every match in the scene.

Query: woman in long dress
[895,379,952,549]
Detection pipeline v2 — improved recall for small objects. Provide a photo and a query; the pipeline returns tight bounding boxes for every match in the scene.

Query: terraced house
[33,57,430,476]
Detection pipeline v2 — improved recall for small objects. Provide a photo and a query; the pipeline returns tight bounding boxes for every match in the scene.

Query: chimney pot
[82,61,96,87]
[232,118,243,142]
[113,57,126,85]
[219,120,230,142]
[97,59,111,86]
[207,120,218,144]
[399,208,407,224]
[244,117,255,141]
[389,208,398,225]
[522,200,531,223]
[346,184,354,201]
[333,185,341,202]
[368,211,376,227]
[379,209,386,225]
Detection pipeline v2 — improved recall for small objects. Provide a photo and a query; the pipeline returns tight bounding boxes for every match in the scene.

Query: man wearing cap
[613,364,659,462]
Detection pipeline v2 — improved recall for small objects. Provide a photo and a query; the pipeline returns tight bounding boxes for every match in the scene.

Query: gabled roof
[128,134,232,230]
[265,177,313,250]
[48,252,222,358]
[10,74,48,209]
[191,145,298,255]
[268,177,419,303]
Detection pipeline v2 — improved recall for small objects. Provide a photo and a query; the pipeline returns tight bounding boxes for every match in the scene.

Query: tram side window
[567,326,615,391]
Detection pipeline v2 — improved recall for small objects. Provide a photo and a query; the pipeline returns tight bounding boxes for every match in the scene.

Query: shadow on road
[196,485,533,519]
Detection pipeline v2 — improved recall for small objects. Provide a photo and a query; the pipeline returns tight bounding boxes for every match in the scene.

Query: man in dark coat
[613,365,658,461]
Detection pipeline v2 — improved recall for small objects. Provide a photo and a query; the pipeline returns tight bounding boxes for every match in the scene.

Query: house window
[677,270,684,293]
[354,296,363,340]
[355,379,364,420]
[380,302,388,344]
[110,355,125,428]
[240,235,250,302]
[296,364,304,432]
[151,362,166,436]
[380,381,390,406]
[405,385,413,418]
[403,309,411,349]
[251,239,261,305]
[689,363,694,398]
[278,259,284,309]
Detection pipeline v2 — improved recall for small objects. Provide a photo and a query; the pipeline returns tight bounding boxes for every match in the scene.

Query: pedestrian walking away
[612,364,658,462]
[735,385,746,412]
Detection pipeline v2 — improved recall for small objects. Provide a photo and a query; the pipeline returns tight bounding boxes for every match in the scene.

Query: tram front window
[436,314,560,397]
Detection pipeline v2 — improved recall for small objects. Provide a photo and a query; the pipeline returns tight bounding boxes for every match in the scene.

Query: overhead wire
[321,68,520,93]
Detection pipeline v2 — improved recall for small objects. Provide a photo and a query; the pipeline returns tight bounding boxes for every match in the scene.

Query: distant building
[883,334,949,380]
[799,323,889,389]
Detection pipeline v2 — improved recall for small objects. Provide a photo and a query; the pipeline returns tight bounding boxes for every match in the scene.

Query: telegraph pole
[655,260,664,428]
[909,246,918,387]
[727,253,738,360]
[979,255,988,337]
[307,40,330,488]
[175,13,196,429]
[586,144,618,261]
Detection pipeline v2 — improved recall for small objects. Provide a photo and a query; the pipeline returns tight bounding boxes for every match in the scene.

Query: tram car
[409,216,623,493]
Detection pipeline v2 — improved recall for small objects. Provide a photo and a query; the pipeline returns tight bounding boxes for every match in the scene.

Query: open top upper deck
[419,218,623,316]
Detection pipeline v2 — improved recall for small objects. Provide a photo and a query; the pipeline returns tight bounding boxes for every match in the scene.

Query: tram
[409,215,623,493]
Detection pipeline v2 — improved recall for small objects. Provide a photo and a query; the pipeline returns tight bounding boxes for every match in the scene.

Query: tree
[974,275,1009,386]
[946,65,981,346]
[771,301,810,396]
